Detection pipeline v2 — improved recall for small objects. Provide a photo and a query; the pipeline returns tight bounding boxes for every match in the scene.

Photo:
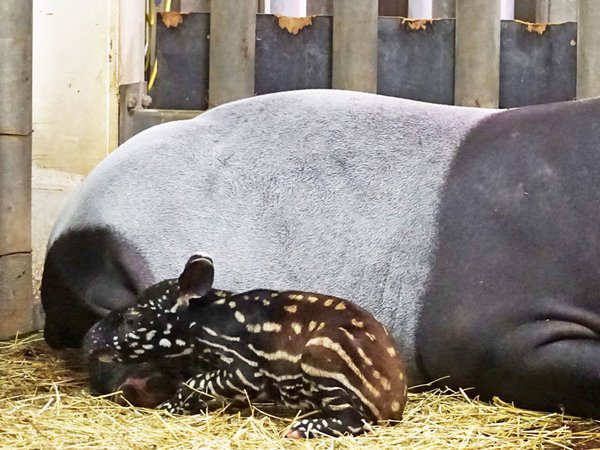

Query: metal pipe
[0,0,34,337]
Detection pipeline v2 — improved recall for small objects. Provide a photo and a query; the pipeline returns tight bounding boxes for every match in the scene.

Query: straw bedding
[1,333,599,449]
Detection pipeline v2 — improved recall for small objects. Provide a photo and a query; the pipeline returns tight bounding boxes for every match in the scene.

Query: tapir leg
[41,227,152,348]
[487,331,600,418]
[422,296,600,418]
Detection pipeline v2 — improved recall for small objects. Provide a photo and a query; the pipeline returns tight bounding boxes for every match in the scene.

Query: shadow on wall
[32,166,84,328]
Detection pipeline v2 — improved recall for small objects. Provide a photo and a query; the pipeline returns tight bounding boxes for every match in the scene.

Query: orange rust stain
[276,15,314,35]
[401,18,433,31]
[515,19,548,35]
[161,12,185,28]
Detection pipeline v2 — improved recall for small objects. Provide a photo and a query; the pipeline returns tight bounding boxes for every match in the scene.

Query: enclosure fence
[120,0,600,143]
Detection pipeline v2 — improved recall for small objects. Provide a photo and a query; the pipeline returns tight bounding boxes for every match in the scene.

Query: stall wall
[32,0,120,175]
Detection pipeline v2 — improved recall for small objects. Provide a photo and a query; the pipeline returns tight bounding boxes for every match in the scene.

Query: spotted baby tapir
[82,279,234,408]
[104,254,408,438]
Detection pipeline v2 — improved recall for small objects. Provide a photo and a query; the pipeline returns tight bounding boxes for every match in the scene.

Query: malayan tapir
[41,89,600,418]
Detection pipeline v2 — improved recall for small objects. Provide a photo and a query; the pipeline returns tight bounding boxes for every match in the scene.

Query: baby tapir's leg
[287,337,380,438]
[287,385,372,438]
[159,368,262,414]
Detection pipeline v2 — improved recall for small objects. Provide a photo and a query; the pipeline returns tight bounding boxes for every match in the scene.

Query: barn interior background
[1,0,600,448]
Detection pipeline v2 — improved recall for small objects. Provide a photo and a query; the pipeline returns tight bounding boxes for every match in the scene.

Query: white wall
[33,0,120,175]
[266,0,308,17]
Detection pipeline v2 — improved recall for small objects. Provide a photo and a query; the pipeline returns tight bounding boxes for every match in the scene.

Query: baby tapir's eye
[121,309,141,329]
[96,349,118,363]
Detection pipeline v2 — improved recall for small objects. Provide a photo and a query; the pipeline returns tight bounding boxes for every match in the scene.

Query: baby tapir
[83,278,233,408]
[102,254,408,438]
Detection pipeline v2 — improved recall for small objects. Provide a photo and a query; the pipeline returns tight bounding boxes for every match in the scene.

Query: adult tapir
[41,89,600,418]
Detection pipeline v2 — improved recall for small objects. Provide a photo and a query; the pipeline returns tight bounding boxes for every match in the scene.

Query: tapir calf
[82,278,197,407]
[42,89,600,418]
[93,254,407,437]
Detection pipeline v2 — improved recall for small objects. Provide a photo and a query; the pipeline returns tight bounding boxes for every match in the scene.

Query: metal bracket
[119,82,201,145]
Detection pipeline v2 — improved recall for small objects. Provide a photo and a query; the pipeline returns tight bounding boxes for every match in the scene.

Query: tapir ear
[177,254,214,305]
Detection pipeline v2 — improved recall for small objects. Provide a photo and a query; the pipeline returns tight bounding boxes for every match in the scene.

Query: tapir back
[45,89,495,381]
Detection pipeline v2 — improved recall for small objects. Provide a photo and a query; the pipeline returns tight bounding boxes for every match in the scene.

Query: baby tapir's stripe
[104,256,408,438]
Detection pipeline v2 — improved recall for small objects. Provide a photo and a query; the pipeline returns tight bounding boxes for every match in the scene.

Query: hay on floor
[1,332,599,449]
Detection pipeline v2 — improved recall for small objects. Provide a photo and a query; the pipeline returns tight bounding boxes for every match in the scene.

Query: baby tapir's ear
[175,254,214,309]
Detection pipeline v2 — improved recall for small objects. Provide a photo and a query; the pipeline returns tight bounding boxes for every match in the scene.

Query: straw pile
[1,332,599,449]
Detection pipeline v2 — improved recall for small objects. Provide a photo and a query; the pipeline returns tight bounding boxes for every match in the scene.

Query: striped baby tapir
[101,254,408,438]
[82,279,233,408]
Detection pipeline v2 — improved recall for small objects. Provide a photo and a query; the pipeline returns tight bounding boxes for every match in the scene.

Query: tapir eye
[125,318,135,326]
[96,350,117,363]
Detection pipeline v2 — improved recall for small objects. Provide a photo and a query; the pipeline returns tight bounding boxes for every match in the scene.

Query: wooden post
[454,0,500,108]
[536,0,577,23]
[432,0,455,18]
[332,0,378,93]
[208,0,257,107]
[307,0,333,15]
[577,0,600,99]
[433,0,513,20]
[0,0,33,338]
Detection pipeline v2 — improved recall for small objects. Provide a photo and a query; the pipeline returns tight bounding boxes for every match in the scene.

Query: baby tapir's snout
[101,254,409,438]
[84,331,186,408]
[81,278,196,408]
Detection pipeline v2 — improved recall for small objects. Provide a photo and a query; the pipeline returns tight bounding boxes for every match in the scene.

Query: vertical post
[433,0,512,20]
[332,0,378,93]
[209,0,257,107]
[432,0,455,18]
[307,0,333,15]
[181,0,211,12]
[0,0,33,337]
[118,0,147,145]
[577,0,600,99]
[454,0,500,108]
[536,0,577,23]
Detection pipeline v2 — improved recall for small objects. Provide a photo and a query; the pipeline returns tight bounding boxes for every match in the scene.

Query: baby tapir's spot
[102,254,408,438]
